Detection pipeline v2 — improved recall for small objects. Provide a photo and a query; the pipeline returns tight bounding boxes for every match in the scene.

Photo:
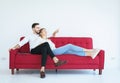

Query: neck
[33,31,38,35]
[41,35,47,39]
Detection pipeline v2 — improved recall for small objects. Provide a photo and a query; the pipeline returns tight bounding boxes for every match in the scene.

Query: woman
[39,28,100,59]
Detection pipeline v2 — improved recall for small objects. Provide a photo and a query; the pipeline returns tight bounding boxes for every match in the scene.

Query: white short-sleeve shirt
[18,33,47,50]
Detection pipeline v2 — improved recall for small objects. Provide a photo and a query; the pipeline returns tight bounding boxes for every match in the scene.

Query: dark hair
[32,23,39,28]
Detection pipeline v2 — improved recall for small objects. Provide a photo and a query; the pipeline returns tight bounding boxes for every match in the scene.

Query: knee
[43,42,49,46]
[43,42,49,45]
[67,44,72,47]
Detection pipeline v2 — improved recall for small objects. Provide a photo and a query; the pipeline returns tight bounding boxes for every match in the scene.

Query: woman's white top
[46,39,56,50]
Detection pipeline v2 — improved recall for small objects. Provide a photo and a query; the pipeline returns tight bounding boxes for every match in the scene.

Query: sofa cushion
[56,54,99,65]
[50,37,93,49]
[15,53,99,65]
[19,37,30,53]
[15,53,54,65]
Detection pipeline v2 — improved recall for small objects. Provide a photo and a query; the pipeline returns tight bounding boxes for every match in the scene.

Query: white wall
[0,0,120,68]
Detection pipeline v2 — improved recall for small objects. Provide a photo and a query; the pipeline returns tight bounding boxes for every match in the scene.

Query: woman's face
[40,28,47,36]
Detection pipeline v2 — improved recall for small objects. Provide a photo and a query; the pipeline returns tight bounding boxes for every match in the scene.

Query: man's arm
[52,29,59,37]
[10,36,29,50]
[11,44,20,50]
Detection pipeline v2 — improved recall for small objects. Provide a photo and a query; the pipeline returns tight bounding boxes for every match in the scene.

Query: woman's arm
[52,29,59,37]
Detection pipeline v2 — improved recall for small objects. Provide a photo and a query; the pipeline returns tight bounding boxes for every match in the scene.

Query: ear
[32,28,34,30]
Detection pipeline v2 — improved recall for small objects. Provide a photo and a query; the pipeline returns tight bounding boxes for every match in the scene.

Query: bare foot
[91,49,100,59]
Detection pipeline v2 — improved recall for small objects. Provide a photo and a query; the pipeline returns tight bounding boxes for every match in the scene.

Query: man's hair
[32,23,39,28]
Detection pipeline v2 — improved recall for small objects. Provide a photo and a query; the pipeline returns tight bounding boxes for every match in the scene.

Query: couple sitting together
[11,23,100,78]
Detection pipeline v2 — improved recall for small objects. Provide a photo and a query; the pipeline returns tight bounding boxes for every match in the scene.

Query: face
[32,25,41,34]
[40,28,47,36]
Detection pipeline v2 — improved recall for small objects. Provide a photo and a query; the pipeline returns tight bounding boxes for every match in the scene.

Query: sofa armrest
[9,49,19,69]
[98,50,105,69]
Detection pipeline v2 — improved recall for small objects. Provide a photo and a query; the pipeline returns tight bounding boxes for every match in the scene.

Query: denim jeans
[53,44,85,56]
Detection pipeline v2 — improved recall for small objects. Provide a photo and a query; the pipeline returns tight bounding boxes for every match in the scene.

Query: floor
[0,57,120,83]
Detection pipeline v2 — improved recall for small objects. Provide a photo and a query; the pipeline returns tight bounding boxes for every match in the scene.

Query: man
[10,23,67,78]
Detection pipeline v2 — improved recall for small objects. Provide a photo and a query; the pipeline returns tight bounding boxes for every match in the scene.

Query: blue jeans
[53,44,85,56]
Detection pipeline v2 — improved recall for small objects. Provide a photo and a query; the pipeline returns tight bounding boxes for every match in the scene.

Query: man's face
[33,25,40,34]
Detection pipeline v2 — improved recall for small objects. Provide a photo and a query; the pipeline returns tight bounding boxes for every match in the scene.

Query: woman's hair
[39,28,45,33]
[39,28,45,37]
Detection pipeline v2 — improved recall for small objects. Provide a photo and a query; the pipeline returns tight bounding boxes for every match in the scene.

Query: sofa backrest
[50,37,93,49]
[19,37,30,53]
[19,37,93,53]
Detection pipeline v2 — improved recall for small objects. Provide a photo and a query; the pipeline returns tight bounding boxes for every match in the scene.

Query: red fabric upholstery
[9,37,105,74]
[19,37,30,53]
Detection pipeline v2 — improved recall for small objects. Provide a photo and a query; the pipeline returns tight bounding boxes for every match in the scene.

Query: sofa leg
[99,69,102,75]
[11,69,14,75]
[55,69,58,73]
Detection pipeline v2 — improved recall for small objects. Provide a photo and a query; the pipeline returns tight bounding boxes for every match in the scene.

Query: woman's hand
[52,29,59,37]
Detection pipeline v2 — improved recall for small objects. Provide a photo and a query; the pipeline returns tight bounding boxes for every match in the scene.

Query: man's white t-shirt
[18,33,47,51]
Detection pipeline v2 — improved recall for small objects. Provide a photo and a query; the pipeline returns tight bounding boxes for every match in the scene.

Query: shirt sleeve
[18,36,29,47]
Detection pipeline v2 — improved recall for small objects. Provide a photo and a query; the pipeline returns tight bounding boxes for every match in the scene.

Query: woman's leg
[53,44,100,58]
[64,44,100,59]
[53,44,85,56]
[63,44,96,56]
[53,44,72,55]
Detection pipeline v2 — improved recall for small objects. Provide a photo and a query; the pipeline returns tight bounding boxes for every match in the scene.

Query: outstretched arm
[13,44,20,49]
[10,44,20,51]
[10,36,29,50]
[52,29,59,37]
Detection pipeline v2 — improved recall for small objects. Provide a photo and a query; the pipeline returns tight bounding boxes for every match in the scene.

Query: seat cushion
[56,54,99,65]
[15,53,54,65]
[15,53,99,65]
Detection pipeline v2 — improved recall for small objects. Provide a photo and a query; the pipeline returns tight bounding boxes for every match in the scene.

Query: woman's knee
[67,44,73,47]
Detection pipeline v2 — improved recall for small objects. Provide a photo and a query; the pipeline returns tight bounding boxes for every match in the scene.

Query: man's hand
[9,47,15,51]
[9,44,20,51]
[52,29,59,37]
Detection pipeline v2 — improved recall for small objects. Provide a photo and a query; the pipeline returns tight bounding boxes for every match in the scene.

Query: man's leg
[43,42,55,58]
[31,42,67,78]
[42,42,67,66]
[64,44,86,56]
[31,43,49,78]
[31,43,49,67]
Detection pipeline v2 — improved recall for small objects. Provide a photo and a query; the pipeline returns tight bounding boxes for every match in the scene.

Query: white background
[0,0,120,69]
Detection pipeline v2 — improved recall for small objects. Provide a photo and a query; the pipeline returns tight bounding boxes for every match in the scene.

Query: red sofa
[9,37,105,75]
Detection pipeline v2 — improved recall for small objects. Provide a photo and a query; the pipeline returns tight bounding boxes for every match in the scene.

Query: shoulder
[47,39,51,41]
[27,33,39,38]
[22,33,35,39]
